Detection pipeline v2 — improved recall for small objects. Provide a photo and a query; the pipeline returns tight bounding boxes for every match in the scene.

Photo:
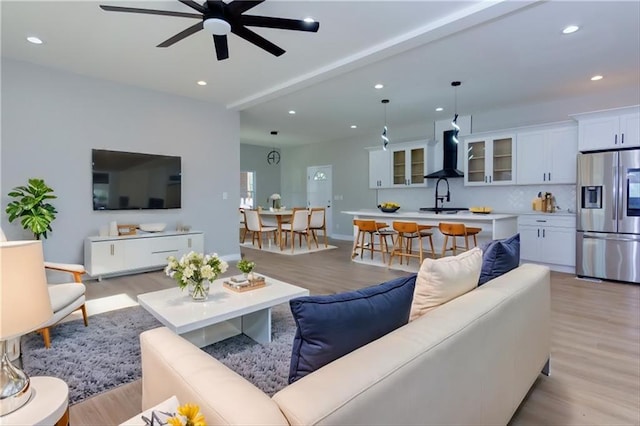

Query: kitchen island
[342,209,518,267]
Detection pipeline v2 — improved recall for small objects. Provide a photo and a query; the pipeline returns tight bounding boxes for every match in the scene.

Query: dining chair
[438,222,482,257]
[388,221,435,266]
[351,220,396,263]
[239,208,248,243]
[0,227,88,348]
[280,208,311,253]
[308,207,328,248]
[244,210,278,249]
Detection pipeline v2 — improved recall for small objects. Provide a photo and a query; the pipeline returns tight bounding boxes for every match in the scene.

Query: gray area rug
[21,303,296,405]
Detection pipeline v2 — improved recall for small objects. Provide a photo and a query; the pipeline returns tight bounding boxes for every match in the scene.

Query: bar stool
[388,221,436,267]
[352,220,396,263]
[438,222,482,257]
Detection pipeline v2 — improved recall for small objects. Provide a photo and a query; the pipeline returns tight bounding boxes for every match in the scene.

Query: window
[313,171,327,181]
[240,171,255,209]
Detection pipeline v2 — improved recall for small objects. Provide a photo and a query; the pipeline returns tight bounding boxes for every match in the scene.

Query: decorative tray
[223,276,266,293]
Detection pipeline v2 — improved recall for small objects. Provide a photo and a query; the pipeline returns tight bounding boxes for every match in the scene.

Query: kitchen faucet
[435,177,450,210]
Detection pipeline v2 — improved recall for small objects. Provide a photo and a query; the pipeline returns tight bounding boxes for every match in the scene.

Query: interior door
[307,165,333,236]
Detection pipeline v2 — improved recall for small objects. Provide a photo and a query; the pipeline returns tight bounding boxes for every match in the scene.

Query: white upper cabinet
[391,142,427,187]
[464,134,516,186]
[367,141,427,189]
[516,124,578,185]
[368,148,391,189]
[572,105,640,152]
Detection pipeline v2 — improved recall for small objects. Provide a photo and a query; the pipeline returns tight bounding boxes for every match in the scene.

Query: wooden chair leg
[323,227,328,247]
[428,235,436,259]
[352,230,361,258]
[312,230,319,248]
[388,234,400,267]
[81,305,88,326]
[41,327,51,349]
[72,271,83,283]
[257,232,263,249]
[441,235,449,258]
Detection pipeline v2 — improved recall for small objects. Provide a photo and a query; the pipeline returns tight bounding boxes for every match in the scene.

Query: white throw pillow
[410,247,482,321]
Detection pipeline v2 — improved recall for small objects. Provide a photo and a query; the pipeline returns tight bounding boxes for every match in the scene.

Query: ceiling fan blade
[100,5,201,19]
[213,35,229,60]
[231,25,285,57]
[157,21,204,48]
[241,15,319,32]
[226,0,265,15]
[178,0,206,14]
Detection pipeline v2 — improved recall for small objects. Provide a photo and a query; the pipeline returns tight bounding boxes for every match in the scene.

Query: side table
[1,376,69,426]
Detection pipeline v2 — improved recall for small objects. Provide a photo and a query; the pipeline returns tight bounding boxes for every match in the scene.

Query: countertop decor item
[378,202,400,213]
[165,252,229,302]
[5,178,57,240]
[469,206,493,214]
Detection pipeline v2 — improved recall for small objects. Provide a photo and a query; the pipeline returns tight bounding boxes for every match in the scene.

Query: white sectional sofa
[139,263,550,425]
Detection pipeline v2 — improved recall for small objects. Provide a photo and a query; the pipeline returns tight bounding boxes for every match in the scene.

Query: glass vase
[188,280,211,301]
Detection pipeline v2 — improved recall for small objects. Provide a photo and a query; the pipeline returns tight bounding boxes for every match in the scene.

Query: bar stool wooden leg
[441,235,449,258]
[428,235,436,259]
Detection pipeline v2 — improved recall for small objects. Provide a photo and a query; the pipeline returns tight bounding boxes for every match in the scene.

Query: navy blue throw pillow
[478,233,520,286]
[288,274,416,384]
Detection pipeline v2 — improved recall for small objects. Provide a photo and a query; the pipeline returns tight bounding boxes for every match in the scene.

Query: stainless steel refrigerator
[576,148,640,284]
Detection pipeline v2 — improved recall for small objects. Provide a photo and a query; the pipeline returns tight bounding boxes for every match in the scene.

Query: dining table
[258,209,293,249]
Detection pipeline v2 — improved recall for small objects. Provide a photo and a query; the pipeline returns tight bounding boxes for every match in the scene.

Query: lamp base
[0,341,32,416]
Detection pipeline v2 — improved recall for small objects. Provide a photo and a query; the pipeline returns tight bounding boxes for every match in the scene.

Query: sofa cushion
[288,275,416,384]
[478,233,520,286]
[409,247,482,321]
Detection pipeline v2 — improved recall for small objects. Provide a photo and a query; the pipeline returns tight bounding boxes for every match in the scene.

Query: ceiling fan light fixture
[203,18,231,36]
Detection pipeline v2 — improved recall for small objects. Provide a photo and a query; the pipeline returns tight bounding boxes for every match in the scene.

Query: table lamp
[0,240,53,416]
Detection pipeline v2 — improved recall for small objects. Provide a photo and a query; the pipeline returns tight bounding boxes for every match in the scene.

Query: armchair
[0,227,88,348]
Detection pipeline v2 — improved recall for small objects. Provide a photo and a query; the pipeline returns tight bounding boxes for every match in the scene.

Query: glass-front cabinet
[391,143,426,187]
[464,134,515,186]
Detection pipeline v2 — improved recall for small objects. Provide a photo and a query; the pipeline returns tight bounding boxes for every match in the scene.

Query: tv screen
[92,149,181,210]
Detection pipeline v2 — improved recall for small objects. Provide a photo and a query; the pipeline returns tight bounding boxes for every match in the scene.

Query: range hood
[425,129,464,178]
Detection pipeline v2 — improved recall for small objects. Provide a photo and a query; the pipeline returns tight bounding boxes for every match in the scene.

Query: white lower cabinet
[85,231,204,278]
[518,215,575,273]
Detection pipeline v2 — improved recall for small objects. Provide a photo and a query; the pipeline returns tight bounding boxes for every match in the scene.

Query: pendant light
[381,99,390,150]
[451,81,461,144]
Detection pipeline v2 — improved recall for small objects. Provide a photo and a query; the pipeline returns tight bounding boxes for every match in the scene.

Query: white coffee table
[138,275,308,347]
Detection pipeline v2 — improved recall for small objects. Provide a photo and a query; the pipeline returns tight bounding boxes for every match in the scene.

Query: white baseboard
[330,233,353,241]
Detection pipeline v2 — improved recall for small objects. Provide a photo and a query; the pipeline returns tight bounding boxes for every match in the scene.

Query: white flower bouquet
[269,193,282,209]
[165,252,229,298]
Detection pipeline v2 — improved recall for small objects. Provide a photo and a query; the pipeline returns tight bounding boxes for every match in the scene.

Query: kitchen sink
[419,207,469,214]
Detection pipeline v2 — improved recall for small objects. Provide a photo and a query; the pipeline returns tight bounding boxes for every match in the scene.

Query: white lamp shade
[0,241,53,340]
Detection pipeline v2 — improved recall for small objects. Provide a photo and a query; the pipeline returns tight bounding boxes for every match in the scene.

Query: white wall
[240,144,281,209]
[1,59,240,263]
[281,88,639,238]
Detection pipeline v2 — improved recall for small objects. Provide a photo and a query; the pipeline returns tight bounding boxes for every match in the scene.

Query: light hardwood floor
[68,239,640,425]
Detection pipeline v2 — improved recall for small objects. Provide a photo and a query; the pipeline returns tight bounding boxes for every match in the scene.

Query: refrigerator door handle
[583,233,640,243]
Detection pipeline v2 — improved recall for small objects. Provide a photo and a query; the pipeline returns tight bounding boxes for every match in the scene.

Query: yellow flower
[167,403,207,426]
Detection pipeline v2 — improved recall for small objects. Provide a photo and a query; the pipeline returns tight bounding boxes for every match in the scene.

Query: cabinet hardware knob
[621,133,624,144]
[537,229,540,238]
[543,229,546,238]
[615,134,618,144]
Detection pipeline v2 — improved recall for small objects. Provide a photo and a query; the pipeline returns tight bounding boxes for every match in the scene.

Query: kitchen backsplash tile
[376,181,576,214]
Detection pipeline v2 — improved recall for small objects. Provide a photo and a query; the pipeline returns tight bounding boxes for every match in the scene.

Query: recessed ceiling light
[303,17,315,23]
[591,75,603,81]
[350,125,357,129]
[562,25,580,34]
[288,110,296,115]
[374,84,384,89]
[26,36,43,44]
[435,107,444,112]
[197,80,207,86]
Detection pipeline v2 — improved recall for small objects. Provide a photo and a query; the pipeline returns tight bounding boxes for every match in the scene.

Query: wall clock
[267,150,280,165]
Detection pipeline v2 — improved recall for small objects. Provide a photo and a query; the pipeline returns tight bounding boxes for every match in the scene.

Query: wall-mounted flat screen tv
[92,149,181,210]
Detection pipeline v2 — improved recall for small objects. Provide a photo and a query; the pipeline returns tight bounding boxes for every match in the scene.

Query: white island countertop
[342,209,518,221]
[342,209,519,241]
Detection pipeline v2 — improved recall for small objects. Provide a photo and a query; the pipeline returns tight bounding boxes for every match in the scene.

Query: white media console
[84,231,204,279]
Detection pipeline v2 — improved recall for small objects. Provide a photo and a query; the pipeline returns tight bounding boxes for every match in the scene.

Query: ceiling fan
[100,0,320,61]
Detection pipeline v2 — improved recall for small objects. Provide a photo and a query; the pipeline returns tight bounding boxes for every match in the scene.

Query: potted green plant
[5,178,57,240]
[237,258,256,280]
